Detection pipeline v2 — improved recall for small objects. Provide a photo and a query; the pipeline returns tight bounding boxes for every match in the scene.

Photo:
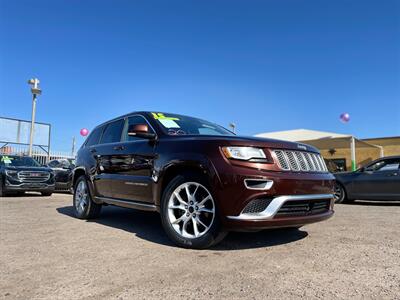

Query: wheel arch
[72,167,100,203]
[154,158,221,207]
[72,167,86,189]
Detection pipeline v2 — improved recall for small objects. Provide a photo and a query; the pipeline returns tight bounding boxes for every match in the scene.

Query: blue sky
[1,0,399,151]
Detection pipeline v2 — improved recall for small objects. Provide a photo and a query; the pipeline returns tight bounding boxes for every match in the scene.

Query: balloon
[80,128,89,136]
[340,113,350,123]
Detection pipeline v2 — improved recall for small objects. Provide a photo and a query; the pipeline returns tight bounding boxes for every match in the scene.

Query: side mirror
[128,124,156,139]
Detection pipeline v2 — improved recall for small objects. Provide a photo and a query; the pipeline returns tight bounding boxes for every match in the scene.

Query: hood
[334,171,357,179]
[5,166,52,172]
[164,135,320,153]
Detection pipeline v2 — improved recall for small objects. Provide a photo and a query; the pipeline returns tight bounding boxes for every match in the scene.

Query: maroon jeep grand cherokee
[73,112,334,248]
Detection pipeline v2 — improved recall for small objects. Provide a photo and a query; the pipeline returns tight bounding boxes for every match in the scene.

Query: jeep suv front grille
[273,150,328,172]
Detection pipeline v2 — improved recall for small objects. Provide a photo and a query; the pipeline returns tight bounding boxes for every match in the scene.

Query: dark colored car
[334,156,400,203]
[0,155,55,196]
[48,158,75,192]
[72,112,335,248]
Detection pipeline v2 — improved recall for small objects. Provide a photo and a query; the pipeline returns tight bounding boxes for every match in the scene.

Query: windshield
[0,155,42,167]
[151,112,234,136]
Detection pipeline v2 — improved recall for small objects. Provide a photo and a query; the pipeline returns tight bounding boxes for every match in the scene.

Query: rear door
[49,160,70,189]
[93,119,125,198]
[353,158,400,200]
[110,115,157,203]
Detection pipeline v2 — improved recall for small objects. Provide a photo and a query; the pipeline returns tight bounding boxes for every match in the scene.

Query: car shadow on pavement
[57,205,308,250]
[2,192,43,197]
[346,200,400,207]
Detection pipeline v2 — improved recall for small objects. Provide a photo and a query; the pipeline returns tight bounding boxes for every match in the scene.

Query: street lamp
[229,122,236,134]
[27,78,42,156]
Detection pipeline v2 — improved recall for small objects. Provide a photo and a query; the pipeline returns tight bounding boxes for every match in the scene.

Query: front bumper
[5,181,55,192]
[210,160,335,230]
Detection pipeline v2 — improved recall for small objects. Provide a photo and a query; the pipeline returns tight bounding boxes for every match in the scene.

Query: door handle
[388,172,398,177]
[113,145,125,151]
[90,148,97,153]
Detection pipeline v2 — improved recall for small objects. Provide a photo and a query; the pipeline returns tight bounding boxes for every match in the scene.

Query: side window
[48,160,59,168]
[378,163,400,171]
[100,119,125,144]
[60,160,70,168]
[366,159,400,172]
[375,159,400,172]
[85,127,103,147]
[123,116,154,141]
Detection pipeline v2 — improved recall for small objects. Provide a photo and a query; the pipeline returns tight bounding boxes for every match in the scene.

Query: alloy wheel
[75,180,88,214]
[167,182,215,239]
[333,183,343,202]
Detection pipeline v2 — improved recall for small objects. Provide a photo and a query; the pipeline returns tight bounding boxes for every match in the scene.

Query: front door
[353,158,400,200]
[110,115,157,203]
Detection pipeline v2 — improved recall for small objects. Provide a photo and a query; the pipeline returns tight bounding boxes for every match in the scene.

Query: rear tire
[73,175,101,219]
[0,177,6,197]
[160,173,226,249]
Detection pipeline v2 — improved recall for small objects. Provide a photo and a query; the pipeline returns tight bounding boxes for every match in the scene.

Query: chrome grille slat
[311,154,322,171]
[315,154,325,171]
[284,151,300,171]
[318,155,328,171]
[274,150,290,170]
[303,152,314,171]
[295,151,308,171]
[273,150,327,173]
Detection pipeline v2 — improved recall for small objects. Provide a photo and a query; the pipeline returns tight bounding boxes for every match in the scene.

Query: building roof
[255,129,350,142]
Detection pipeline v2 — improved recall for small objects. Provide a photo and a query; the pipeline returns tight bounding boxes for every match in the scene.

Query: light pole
[27,78,42,156]
[229,122,236,134]
[71,136,76,157]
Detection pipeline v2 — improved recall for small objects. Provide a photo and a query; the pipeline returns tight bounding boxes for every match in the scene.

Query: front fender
[153,153,222,206]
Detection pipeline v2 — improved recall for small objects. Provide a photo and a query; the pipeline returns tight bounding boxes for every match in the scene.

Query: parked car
[334,156,400,203]
[48,159,75,192]
[0,155,55,196]
[72,111,335,248]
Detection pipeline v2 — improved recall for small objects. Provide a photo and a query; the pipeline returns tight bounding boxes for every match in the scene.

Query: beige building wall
[320,147,380,170]
[318,137,400,170]
[362,137,400,157]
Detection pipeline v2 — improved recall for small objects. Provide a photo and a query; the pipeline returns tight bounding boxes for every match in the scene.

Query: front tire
[160,173,226,249]
[0,177,6,197]
[73,176,101,219]
[334,182,348,203]
[41,191,52,196]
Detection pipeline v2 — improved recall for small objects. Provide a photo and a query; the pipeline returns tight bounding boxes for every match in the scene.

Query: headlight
[222,146,266,161]
[5,170,18,176]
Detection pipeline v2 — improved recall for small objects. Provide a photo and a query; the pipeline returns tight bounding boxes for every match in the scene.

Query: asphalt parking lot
[1,193,399,299]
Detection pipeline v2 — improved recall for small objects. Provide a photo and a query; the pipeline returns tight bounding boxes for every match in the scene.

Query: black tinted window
[85,127,103,147]
[48,160,59,168]
[124,116,154,141]
[367,159,400,172]
[100,119,124,144]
